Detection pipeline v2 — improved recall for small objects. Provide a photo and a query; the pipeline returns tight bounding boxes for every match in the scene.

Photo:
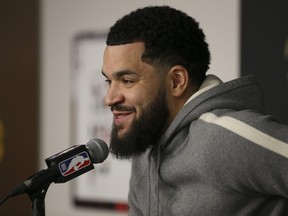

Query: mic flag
[45,144,93,183]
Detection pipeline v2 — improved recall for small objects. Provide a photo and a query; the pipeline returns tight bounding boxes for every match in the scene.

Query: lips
[114,111,133,119]
[111,105,136,125]
[113,111,134,125]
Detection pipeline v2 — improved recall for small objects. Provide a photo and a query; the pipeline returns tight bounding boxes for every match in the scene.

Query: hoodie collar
[184,74,223,106]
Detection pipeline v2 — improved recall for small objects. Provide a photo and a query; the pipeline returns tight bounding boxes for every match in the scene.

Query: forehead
[102,42,148,75]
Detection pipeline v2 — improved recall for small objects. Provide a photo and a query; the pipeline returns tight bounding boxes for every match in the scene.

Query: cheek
[128,78,165,111]
[128,90,155,113]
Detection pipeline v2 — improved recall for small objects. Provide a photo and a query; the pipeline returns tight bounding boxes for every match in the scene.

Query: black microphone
[5,139,109,199]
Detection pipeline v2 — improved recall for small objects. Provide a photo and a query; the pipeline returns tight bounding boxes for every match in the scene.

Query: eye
[105,79,111,85]
[122,78,134,85]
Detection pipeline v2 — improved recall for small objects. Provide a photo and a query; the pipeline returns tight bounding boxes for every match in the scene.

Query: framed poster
[71,32,130,211]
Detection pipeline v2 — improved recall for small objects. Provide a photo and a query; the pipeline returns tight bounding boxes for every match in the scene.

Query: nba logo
[59,151,91,176]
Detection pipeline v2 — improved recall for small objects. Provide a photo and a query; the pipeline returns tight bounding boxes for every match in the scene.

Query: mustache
[111,104,136,112]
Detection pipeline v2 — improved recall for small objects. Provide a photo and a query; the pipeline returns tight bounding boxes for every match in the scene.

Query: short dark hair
[107,5,211,84]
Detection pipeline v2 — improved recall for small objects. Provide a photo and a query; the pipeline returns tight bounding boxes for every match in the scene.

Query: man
[101,5,288,216]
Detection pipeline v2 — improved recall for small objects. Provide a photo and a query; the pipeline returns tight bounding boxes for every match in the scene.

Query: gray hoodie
[128,75,288,216]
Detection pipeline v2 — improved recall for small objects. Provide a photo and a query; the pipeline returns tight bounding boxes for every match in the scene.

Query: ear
[168,65,189,97]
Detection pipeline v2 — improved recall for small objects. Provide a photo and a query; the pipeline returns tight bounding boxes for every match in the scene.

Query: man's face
[102,42,170,159]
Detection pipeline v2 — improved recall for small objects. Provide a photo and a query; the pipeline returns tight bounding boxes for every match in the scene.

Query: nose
[104,83,124,106]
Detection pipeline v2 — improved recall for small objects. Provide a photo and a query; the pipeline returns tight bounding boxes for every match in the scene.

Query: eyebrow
[101,69,138,79]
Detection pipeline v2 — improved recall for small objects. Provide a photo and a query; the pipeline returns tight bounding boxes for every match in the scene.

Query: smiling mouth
[111,105,136,120]
[112,112,134,129]
[111,105,136,126]
[113,111,134,119]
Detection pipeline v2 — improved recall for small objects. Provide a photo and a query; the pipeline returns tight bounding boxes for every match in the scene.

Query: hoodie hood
[158,74,265,152]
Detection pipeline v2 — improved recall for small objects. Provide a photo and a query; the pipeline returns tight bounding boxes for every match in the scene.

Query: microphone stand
[0,167,55,216]
[24,166,58,216]
[28,183,51,216]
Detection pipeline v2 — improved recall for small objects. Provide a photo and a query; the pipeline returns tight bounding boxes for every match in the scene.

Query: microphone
[5,139,109,199]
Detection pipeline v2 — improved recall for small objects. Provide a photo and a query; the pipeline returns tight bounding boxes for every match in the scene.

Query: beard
[109,87,169,159]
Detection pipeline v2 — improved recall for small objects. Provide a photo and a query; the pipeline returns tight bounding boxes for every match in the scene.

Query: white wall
[40,0,240,215]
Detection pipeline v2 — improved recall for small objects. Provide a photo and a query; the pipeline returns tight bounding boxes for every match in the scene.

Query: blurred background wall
[241,0,288,124]
[0,0,39,215]
[1,0,287,216]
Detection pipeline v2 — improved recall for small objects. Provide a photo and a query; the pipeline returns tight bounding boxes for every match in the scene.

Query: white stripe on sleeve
[200,112,288,158]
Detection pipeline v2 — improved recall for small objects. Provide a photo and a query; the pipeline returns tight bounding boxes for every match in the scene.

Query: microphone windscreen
[87,139,109,163]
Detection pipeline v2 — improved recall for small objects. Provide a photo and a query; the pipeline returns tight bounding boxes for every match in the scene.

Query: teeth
[116,114,126,119]
[114,112,133,119]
